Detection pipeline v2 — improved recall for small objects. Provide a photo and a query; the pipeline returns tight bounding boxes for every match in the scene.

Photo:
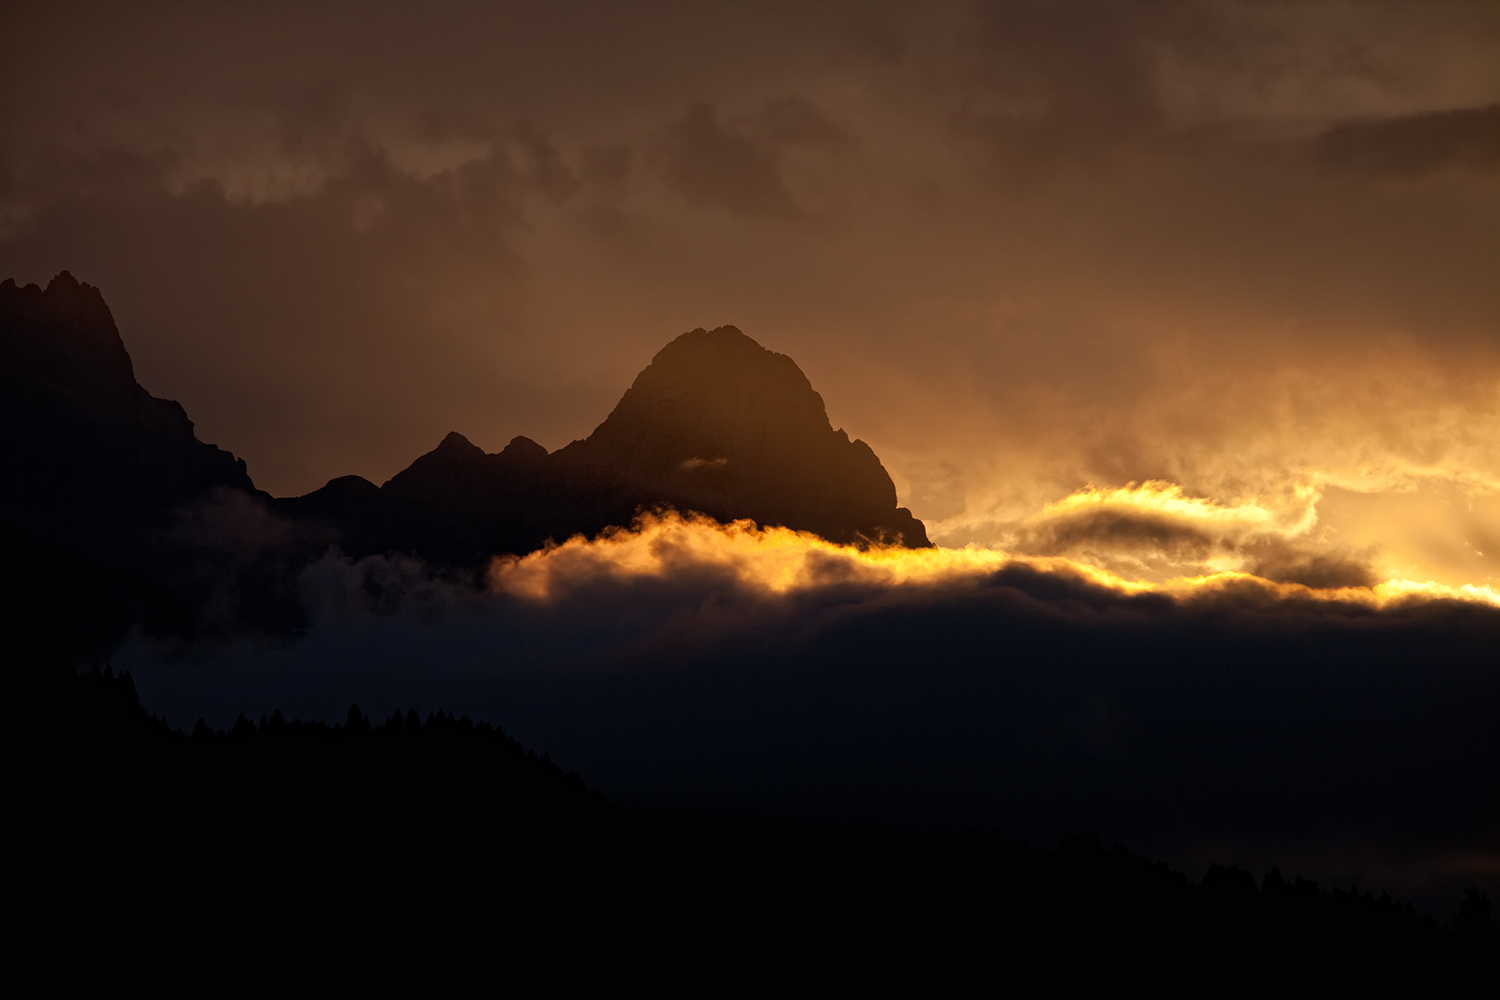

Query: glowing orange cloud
[488,510,1500,609]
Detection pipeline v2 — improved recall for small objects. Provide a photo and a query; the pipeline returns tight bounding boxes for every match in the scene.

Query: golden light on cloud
[490,511,1009,599]
[876,337,1500,607]
[1036,482,1320,533]
[488,509,1500,610]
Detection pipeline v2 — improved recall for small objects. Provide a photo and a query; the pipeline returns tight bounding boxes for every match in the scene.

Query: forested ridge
[11,626,1494,993]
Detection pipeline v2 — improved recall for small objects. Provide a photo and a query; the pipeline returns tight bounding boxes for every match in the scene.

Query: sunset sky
[4,0,1498,591]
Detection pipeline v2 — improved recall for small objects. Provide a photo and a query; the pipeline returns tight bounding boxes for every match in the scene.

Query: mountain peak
[625,325,826,426]
[2,271,132,383]
[290,322,929,561]
[500,435,549,462]
[646,324,785,373]
[44,270,119,337]
[437,431,482,455]
[2,271,257,578]
[559,325,929,547]
[578,326,828,464]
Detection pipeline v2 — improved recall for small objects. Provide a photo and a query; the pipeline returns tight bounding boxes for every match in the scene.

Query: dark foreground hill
[12,628,1495,993]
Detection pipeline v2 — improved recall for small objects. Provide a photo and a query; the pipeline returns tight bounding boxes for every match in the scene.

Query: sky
[4,0,1499,590]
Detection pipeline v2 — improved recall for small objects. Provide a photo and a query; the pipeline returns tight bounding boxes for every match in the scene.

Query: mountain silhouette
[1,273,273,645]
[2,274,927,642]
[283,325,929,564]
[1,273,256,565]
[555,326,928,547]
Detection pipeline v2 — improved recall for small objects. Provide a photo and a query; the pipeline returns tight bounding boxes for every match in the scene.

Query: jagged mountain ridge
[282,325,930,563]
[1,273,298,641]
[2,273,927,640]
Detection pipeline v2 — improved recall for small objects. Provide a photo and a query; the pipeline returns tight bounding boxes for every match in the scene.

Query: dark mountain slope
[285,325,929,564]
[0,272,256,565]
[0,273,299,643]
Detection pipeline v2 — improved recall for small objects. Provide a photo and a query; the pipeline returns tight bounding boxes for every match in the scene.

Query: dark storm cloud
[1247,545,1378,591]
[953,2,1500,186]
[1015,508,1219,563]
[1315,103,1500,177]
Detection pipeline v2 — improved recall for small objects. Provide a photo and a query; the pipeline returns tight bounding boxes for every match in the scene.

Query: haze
[4,0,1497,589]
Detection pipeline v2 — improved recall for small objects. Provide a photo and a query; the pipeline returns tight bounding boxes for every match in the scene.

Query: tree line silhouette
[10,624,1494,994]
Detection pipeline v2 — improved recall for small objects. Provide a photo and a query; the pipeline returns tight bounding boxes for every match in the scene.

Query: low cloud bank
[118,514,1500,903]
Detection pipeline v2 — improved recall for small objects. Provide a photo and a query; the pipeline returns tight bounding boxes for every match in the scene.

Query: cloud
[480,511,1492,612]
[1315,103,1500,177]
[514,123,581,202]
[739,97,853,151]
[899,342,1500,593]
[1246,541,1377,591]
[170,487,310,558]
[579,143,633,192]
[1005,482,1381,588]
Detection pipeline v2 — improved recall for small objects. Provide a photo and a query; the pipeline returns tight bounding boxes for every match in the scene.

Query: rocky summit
[555,326,929,548]
[286,325,930,564]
